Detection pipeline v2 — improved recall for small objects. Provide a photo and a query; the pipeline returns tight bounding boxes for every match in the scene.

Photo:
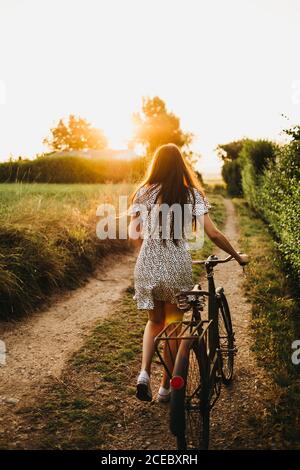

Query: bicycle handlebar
[192,254,235,265]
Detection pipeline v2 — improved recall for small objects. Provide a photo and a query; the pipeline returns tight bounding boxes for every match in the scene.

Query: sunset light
[0,0,299,176]
[0,1,300,456]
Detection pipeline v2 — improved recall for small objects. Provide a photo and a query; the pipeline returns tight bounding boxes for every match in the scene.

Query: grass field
[0,183,222,319]
[0,192,226,449]
[0,183,134,319]
[0,182,134,213]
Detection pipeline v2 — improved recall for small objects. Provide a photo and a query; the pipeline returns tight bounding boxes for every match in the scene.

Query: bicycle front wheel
[217,292,235,384]
[170,338,210,450]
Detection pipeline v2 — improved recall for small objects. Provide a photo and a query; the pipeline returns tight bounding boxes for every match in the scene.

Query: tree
[217,139,246,196]
[43,115,107,152]
[284,124,300,141]
[131,96,193,155]
[183,149,201,168]
[216,139,246,161]
[240,139,277,174]
[221,159,242,196]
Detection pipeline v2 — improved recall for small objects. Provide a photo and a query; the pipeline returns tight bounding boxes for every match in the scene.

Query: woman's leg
[161,302,184,389]
[141,300,165,376]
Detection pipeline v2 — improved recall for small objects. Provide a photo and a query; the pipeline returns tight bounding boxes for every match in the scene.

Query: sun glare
[0,0,299,177]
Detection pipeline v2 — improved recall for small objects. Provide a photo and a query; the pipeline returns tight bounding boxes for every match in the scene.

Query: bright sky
[0,0,300,176]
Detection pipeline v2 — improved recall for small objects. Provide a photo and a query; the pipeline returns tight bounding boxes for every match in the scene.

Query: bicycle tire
[217,292,234,385]
[169,337,210,450]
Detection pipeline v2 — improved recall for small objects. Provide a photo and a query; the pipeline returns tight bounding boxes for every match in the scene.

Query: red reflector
[170,375,185,390]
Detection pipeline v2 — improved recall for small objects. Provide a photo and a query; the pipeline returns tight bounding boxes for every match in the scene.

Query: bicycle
[154,254,241,450]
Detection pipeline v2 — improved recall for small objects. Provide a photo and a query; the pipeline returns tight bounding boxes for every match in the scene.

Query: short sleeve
[191,189,211,216]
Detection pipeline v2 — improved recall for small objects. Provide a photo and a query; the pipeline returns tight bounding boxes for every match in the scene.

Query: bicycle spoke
[218,297,234,384]
[183,348,208,449]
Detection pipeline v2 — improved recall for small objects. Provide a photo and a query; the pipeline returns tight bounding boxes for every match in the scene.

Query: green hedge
[241,139,300,281]
[221,159,243,196]
[0,155,146,184]
[240,140,276,214]
[259,141,300,280]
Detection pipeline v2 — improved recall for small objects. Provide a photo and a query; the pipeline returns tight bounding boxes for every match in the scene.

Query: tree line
[218,125,300,282]
[0,96,200,184]
[43,96,193,157]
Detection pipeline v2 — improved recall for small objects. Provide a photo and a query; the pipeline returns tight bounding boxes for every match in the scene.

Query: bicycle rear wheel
[217,292,234,384]
[170,338,210,450]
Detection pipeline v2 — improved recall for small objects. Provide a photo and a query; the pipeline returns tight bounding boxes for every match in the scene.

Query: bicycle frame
[154,255,232,391]
[157,253,240,450]
[206,260,221,380]
[154,317,212,380]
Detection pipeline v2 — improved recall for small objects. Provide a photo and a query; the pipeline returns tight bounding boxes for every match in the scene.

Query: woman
[128,143,248,403]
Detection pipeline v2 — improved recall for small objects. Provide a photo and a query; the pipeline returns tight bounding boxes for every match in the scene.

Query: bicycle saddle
[176,285,208,311]
[176,284,209,297]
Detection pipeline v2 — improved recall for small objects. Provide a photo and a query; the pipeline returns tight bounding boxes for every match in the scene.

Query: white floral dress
[129,184,210,310]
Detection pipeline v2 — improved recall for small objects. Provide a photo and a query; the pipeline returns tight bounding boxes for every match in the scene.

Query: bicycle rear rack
[154,319,212,379]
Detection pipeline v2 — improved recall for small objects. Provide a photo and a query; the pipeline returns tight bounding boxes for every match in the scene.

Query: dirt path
[0,252,136,404]
[0,200,277,450]
[110,199,277,450]
[208,199,277,449]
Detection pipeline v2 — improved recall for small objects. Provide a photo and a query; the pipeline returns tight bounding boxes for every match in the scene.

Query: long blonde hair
[131,143,204,243]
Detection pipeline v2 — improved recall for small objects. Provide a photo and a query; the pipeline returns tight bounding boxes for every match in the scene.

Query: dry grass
[0,183,134,319]
[0,193,226,449]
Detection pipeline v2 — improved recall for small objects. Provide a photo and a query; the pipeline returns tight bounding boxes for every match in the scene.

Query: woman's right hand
[236,253,249,266]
